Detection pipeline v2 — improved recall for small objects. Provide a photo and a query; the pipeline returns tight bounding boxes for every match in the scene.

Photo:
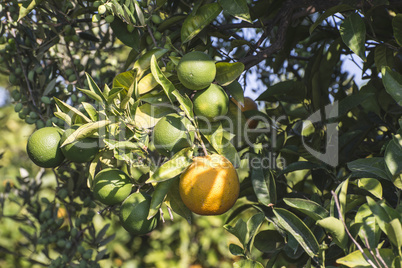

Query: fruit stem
[194,130,208,156]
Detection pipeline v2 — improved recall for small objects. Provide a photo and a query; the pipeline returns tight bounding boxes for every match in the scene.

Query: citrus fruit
[60,126,99,163]
[26,127,65,168]
[177,51,216,90]
[92,168,133,206]
[193,84,229,121]
[232,97,259,129]
[152,113,194,156]
[179,154,240,215]
[119,192,159,235]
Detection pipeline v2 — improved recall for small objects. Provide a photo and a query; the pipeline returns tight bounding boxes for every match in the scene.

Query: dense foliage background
[1,0,402,267]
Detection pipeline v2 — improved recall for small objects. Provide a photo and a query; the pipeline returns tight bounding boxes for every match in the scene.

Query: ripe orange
[92,168,133,206]
[177,51,216,90]
[232,97,259,129]
[119,192,159,235]
[152,113,194,156]
[26,127,65,168]
[179,154,239,215]
[193,84,229,121]
[60,126,99,163]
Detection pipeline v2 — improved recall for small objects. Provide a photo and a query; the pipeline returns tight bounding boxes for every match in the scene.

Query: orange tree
[1,0,402,267]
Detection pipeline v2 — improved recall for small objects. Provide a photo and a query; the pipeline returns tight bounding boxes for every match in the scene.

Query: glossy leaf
[148,177,178,219]
[60,120,111,147]
[228,244,244,256]
[225,80,244,105]
[54,111,71,126]
[347,157,391,181]
[374,44,395,72]
[330,178,349,219]
[181,3,222,43]
[309,4,354,34]
[133,48,169,78]
[134,103,175,129]
[215,62,245,86]
[120,75,137,110]
[357,178,382,199]
[393,14,402,47]
[113,69,137,91]
[147,148,193,183]
[150,55,175,103]
[336,248,394,267]
[257,80,306,103]
[171,90,194,121]
[218,0,251,23]
[355,204,380,250]
[85,73,107,103]
[339,13,366,61]
[165,176,192,223]
[245,212,265,252]
[316,217,348,248]
[273,208,320,259]
[80,102,98,122]
[385,135,402,189]
[283,198,329,221]
[277,161,321,176]
[138,73,159,95]
[224,218,247,246]
[250,154,276,206]
[381,66,402,106]
[233,259,264,268]
[54,97,91,123]
[19,0,44,21]
[110,17,140,50]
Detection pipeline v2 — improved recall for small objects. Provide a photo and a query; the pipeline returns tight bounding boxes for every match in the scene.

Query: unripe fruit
[14,103,23,112]
[36,120,45,129]
[68,74,77,82]
[41,96,51,104]
[154,31,162,40]
[28,70,35,82]
[9,73,17,85]
[35,66,43,74]
[72,35,80,42]
[151,14,162,24]
[105,15,115,23]
[29,111,38,119]
[98,5,107,15]
[14,67,22,76]
[127,24,135,32]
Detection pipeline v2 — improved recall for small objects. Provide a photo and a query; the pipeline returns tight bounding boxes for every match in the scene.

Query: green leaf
[273,208,320,259]
[355,204,380,251]
[110,16,140,50]
[250,155,276,206]
[134,103,175,129]
[120,76,137,110]
[171,90,194,121]
[254,230,285,253]
[54,97,91,123]
[218,0,252,23]
[165,176,192,223]
[233,259,264,268]
[181,3,222,43]
[54,111,71,126]
[113,69,137,91]
[385,135,402,189]
[339,12,366,61]
[277,161,321,176]
[60,120,110,147]
[85,73,107,103]
[257,80,306,103]
[393,14,402,47]
[330,178,349,219]
[147,148,193,183]
[316,217,348,248]
[148,177,177,219]
[374,44,395,72]
[336,248,394,268]
[245,212,265,252]
[133,48,169,78]
[381,66,402,106]
[357,178,382,199]
[150,55,175,103]
[347,157,392,181]
[80,102,99,122]
[18,0,44,21]
[224,218,247,246]
[283,198,329,221]
[215,62,245,86]
[228,244,244,256]
[138,73,159,95]
[224,80,244,105]
[309,4,354,34]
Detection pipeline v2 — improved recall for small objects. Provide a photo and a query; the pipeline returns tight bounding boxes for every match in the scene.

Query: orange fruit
[119,192,159,235]
[26,127,65,168]
[232,97,259,129]
[193,84,229,121]
[92,168,133,206]
[177,51,216,90]
[152,113,194,156]
[179,154,239,215]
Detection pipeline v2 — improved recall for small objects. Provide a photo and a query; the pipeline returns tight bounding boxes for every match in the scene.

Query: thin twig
[331,190,378,268]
